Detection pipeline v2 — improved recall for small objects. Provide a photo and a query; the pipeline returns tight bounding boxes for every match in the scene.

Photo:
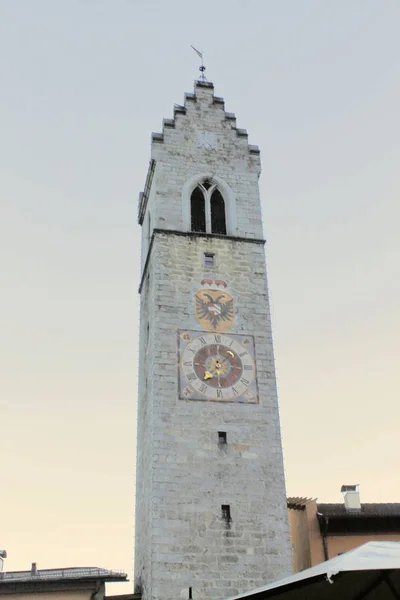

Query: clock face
[178,330,258,403]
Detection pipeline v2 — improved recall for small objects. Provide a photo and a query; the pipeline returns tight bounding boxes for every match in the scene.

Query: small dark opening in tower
[204,252,215,268]
[191,186,206,233]
[188,587,193,600]
[202,179,212,190]
[221,504,231,522]
[218,431,227,444]
[210,188,227,235]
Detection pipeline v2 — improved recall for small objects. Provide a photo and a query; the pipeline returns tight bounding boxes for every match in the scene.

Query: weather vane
[191,45,207,81]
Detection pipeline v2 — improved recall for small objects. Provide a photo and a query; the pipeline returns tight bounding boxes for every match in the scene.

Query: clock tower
[134,80,291,600]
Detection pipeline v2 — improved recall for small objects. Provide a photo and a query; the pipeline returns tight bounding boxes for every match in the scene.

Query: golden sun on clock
[178,330,259,403]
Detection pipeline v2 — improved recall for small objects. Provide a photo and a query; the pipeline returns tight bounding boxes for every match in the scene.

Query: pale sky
[1,0,399,593]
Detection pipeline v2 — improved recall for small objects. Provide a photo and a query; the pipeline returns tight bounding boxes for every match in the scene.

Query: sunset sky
[1,0,399,594]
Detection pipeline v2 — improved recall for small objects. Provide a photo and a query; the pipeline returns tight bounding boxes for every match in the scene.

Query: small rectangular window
[218,431,227,444]
[221,505,231,522]
[204,253,215,268]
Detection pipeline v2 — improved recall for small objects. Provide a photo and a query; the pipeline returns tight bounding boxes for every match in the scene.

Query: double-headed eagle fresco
[195,289,234,332]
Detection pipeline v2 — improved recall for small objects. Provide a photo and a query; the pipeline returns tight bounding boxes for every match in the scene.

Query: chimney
[341,484,361,512]
[0,550,7,572]
[31,563,38,576]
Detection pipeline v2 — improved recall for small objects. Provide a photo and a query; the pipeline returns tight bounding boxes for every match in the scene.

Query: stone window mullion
[204,188,212,233]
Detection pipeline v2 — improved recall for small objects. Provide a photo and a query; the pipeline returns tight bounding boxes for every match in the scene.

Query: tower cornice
[138,159,156,225]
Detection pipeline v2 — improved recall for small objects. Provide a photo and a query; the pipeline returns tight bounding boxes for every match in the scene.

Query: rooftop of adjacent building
[288,497,400,518]
[288,486,400,573]
[0,566,127,583]
[288,485,400,538]
[317,503,400,518]
[0,557,128,598]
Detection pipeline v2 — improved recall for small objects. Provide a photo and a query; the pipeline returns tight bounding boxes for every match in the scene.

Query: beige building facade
[288,486,400,572]
[1,591,94,600]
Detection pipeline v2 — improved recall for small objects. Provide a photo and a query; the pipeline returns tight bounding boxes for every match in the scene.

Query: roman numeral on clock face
[187,372,196,381]
[199,383,207,393]
[216,389,223,399]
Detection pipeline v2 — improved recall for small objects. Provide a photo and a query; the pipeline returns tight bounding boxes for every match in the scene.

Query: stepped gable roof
[151,80,260,154]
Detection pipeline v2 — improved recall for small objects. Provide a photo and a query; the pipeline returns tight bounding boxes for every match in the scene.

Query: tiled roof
[0,567,127,584]
[317,503,400,517]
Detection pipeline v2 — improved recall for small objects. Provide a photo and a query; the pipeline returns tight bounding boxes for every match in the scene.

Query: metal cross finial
[190,45,207,81]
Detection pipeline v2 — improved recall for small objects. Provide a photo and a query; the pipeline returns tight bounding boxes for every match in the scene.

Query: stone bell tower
[134,79,291,600]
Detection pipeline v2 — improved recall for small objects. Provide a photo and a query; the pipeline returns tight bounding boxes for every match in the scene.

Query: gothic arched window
[210,189,226,235]
[190,181,227,235]
[191,186,206,232]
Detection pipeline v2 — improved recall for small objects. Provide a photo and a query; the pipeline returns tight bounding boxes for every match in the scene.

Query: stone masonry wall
[135,233,291,600]
[134,270,154,597]
[134,80,291,600]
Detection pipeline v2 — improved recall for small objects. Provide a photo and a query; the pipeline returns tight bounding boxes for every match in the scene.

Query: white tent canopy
[227,542,400,600]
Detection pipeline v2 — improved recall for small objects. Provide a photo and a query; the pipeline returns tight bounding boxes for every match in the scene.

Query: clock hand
[204,371,213,380]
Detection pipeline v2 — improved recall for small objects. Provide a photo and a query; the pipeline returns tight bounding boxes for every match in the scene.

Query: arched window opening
[183,174,236,235]
[210,189,227,235]
[191,186,206,232]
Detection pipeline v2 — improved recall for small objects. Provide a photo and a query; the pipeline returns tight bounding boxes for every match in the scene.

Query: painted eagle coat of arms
[194,281,234,332]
